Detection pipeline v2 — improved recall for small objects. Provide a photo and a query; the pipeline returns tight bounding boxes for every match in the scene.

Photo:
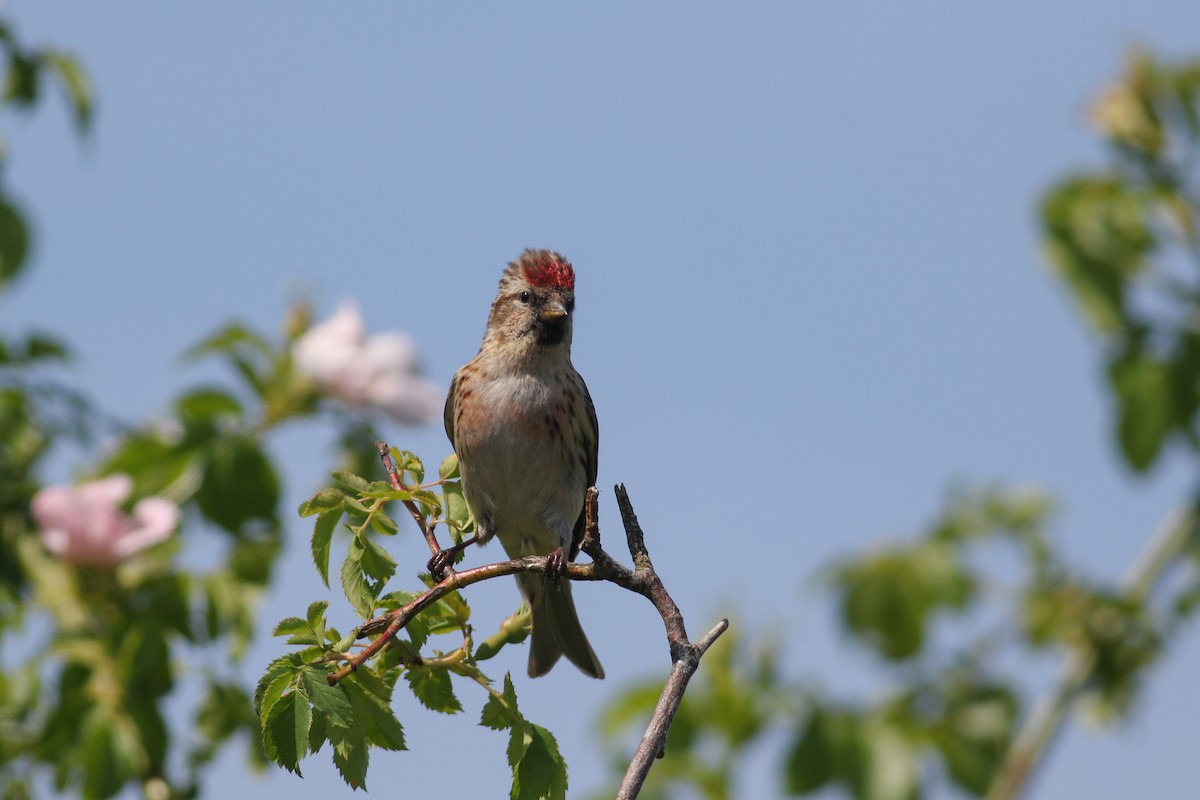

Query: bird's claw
[428,550,456,581]
[545,546,567,580]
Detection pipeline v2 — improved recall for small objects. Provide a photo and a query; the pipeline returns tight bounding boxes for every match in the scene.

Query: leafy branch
[261,443,727,798]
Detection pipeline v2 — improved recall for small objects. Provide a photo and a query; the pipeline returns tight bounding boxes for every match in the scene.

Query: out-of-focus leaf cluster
[0,20,91,294]
[260,451,570,798]
[1043,52,1200,471]
[591,486,1195,800]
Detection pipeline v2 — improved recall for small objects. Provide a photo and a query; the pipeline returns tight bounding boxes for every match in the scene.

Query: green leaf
[80,709,141,800]
[175,387,244,424]
[263,689,311,775]
[331,735,369,790]
[41,50,93,133]
[511,724,568,800]
[5,50,39,105]
[481,673,521,731]
[254,654,301,716]
[411,488,441,515]
[21,332,70,362]
[341,539,375,618]
[196,435,280,534]
[784,707,861,797]
[442,480,471,537]
[301,669,354,730]
[332,470,372,495]
[1040,177,1153,334]
[859,719,919,800]
[438,453,460,480]
[311,508,340,587]
[273,617,309,638]
[785,709,836,794]
[300,487,346,517]
[0,197,30,290]
[391,448,424,485]
[404,667,463,714]
[307,601,329,639]
[347,670,407,751]
[1109,354,1175,471]
[370,509,399,536]
[359,535,397,584]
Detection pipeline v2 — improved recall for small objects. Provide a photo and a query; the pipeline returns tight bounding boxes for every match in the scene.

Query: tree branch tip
[698,619,730,654]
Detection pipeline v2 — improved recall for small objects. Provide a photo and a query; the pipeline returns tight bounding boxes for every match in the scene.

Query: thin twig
[375,440,446,566]
[617,619,729,800]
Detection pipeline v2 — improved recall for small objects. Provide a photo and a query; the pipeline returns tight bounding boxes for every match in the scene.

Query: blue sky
[6,3,1200,798]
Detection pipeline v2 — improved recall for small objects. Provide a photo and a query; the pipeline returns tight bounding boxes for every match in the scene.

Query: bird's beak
[538,302,568,322]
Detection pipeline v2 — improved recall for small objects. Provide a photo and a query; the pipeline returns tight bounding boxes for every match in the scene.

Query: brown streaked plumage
[444,249,603,679]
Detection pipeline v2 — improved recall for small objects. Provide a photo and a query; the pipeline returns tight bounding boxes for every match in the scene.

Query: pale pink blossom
[31,474,179,567]
[292,301,442,424]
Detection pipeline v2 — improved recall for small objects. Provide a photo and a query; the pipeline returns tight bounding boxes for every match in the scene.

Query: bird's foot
[544,546,567,580]
[427,536,479,581]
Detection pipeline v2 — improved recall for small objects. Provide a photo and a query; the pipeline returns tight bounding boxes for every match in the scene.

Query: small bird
[444,249,604,679]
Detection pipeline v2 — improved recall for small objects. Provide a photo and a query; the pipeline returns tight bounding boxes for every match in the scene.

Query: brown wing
[569,369,599,559]
[443,369,460,451]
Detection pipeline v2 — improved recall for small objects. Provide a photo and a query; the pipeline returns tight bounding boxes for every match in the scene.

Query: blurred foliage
[591,52,1200,800]
[1043,51,1200,471]
[0,288,347,797]
[0,17,398,795]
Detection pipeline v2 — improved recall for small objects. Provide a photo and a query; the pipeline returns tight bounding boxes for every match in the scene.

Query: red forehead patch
[522,257,575,291]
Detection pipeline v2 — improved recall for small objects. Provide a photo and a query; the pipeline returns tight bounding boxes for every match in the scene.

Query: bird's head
[484,249,577,354]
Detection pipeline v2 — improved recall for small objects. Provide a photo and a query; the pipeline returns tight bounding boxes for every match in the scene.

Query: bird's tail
[521,574,604,679]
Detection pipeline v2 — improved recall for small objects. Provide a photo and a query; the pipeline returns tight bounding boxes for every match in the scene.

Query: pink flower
[31,475,179,567]
[292,301,442,424]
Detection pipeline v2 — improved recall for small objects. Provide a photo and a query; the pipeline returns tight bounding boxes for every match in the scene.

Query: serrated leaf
[273,617,309,637]
[332,736,369,790]
[263,690,311,775]
[331,470,372,494]
[307,601,329,637]
[300,487,346,517]
[307,710,328,756]
[438,453,460,480]
[311,508,340,588]
[404,667,463,714]
[359,535,397,584]
[412,488,441,515]
[359,481,411,500]
[481,673,520,731]
[370,510,399,536]
[301,669,354,729]
[391,448,424,485]
[341,539,374,618]
[255,654,301,716]
[512,724,568,800]
[347,671,406,751]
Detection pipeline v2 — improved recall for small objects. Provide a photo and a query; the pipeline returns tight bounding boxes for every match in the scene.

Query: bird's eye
[519,291,531,304]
